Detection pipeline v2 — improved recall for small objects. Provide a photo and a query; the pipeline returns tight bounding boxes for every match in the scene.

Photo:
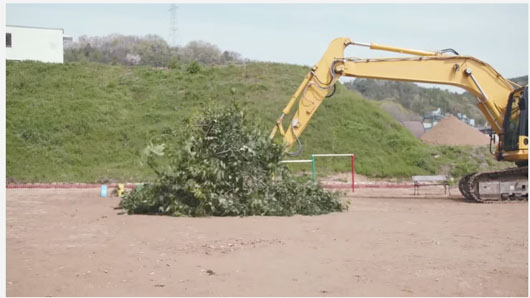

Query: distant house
[6,25,72,63]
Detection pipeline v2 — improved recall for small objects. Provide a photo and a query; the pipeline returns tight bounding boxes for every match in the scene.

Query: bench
[412,175,450,195]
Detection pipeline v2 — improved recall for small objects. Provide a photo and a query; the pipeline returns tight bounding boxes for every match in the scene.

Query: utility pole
[169,4,178,47]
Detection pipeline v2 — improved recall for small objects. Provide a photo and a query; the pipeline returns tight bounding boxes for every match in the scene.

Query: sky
[5,3,529,89]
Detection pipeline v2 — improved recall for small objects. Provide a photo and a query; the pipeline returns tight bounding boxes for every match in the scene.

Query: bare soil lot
[6,187,528,297]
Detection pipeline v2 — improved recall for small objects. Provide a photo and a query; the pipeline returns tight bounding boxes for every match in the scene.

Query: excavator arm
[270,37,523,160]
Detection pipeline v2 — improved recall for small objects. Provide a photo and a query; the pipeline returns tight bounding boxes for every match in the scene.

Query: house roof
[402,121,425,139]
[7,25,64,33]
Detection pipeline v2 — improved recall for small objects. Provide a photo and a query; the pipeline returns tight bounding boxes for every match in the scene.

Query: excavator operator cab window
[518,87,528,138]
[503,87,527,151]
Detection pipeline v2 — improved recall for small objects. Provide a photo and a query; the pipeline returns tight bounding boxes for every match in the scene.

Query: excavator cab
[501,86,528,165]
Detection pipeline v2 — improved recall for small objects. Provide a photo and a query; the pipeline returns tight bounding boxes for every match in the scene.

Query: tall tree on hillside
[64,34,244,67]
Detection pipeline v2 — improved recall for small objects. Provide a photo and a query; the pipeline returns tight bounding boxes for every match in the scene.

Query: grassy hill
[6,61,509,183]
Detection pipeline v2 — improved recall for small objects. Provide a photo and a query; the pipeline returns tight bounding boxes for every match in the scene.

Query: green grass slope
[6,61,508,183]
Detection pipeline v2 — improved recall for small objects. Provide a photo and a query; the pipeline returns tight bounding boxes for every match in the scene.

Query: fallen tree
[119,104,346,216]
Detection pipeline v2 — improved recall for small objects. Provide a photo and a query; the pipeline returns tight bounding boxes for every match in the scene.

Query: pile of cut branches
[119,104,346,216]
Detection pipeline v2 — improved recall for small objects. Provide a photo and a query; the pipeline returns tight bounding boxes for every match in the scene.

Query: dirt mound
[420,115,489,146]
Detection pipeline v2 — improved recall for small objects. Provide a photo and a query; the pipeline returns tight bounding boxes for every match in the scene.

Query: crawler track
[459,166,528,203]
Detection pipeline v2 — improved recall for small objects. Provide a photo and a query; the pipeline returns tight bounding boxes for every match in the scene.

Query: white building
[6,25,72,63]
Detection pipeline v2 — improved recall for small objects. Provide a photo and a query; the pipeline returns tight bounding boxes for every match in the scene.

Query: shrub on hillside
[186,61,201,74]
[119,104,346,216]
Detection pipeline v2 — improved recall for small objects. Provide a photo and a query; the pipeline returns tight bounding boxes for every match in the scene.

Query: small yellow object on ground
[116,184,125,198]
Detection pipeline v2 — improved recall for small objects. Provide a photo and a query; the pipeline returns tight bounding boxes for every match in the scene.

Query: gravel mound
[420,115,489,146]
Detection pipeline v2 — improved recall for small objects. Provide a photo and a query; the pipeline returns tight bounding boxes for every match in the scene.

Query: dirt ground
[6,186,528,297]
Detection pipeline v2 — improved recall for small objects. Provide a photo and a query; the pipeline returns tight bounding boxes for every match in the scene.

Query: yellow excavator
[270,37,528,202]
